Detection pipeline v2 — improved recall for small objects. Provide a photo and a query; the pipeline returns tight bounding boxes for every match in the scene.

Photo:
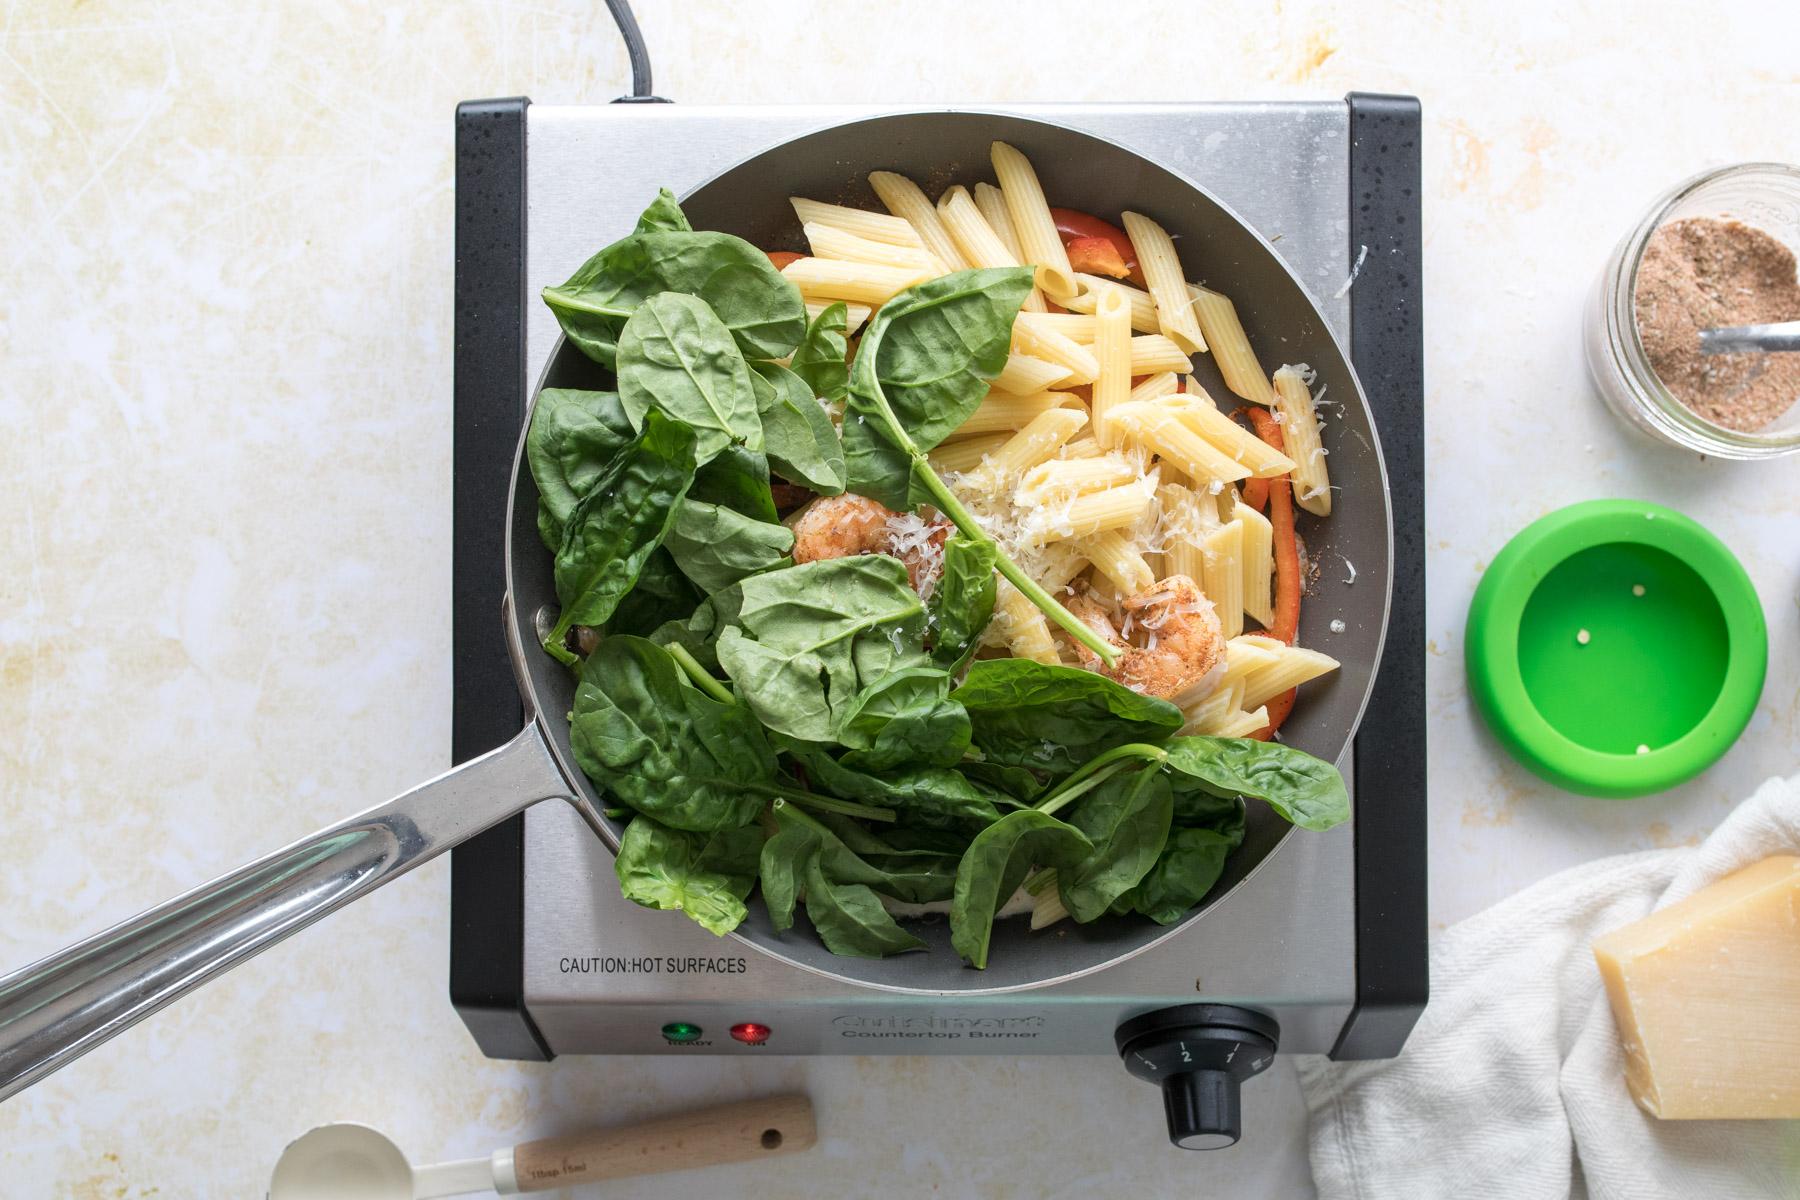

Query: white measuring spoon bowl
[268,1123,502,1200]
[269,1095,815,1199]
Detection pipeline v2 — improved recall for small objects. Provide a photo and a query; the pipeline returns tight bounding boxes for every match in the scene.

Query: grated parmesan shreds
[885,509,947,599]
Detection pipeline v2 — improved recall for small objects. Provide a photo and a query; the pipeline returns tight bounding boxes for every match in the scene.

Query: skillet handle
[0,723,577,1103]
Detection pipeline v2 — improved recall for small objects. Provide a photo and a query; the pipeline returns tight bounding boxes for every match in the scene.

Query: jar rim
[1606,162,1800,458]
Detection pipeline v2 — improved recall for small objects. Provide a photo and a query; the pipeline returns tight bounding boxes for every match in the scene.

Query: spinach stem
[757,784,897,824]
[914,453,1123,669]
[667,642,735,704]
[855,312,1122,669]
[543,628,580,668]
[1033,742,1168,816]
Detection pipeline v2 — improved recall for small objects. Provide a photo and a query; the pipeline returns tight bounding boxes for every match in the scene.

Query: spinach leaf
[663,499,794,593]
[1170,787,1244,830]
[545,410,698,661]
[526,388,636,549]
[613,816,762,936]
[715,556,929,742]
[802,860,926,957]
[1159,736,1350,832]
[787,301,850,403]
[751,361,846,495]
[951,659,1183,774]
[617,292,762,464]
[605,548,701,637]
[1111,822,1244,925]
[958,760,1044,803]
[759,802,928,955]
[927,535,997,670]
[648,585,739,671]
[569,635,773,831]
[784,744,1006,831]
[1059,768,1174,923]
[542,228,806,368]
[690,445,778,523]
[841,267,1034,509]
[949,808,1092,969]
[837,666,970,772]
[767,802,953,906]
[634,188,692,234]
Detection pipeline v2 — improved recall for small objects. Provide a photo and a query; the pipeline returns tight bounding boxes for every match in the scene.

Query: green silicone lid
[1465,500,1766,798]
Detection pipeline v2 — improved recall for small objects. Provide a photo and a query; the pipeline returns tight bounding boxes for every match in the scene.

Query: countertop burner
[450,97,1425,1147]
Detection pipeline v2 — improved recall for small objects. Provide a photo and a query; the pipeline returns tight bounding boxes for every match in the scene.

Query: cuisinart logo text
[831,1015,1046,1040]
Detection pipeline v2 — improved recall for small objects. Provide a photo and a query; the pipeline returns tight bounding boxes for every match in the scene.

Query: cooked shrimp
[789,494,951,593]
[1066,574,1226,700]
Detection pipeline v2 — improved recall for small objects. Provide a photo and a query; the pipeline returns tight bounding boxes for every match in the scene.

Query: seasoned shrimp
[1066,574,1226,700]
[789,493,951,593]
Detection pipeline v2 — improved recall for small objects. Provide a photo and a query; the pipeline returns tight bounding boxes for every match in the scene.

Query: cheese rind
[1592,855,1800,1119]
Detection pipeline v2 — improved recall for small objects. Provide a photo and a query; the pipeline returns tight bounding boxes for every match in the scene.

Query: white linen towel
[1295,773,1800,1200]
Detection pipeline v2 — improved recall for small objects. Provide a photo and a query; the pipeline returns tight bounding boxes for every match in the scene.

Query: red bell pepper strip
[1049,208,1144,287]
[1066,235,1130,280]
[1240,477,1270,512]
[766,250,805,270]
[1240,407,1301,741]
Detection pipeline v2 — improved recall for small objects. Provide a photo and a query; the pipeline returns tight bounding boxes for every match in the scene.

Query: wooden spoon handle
[508,1094,815,1192]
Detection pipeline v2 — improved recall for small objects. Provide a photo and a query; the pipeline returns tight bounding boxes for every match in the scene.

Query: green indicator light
[662,1022,703,1043]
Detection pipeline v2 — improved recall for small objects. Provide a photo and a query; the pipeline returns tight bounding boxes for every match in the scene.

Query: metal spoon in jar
[1700,320,1800,354]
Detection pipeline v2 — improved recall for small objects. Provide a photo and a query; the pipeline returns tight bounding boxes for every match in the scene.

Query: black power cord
[605,0,670,103]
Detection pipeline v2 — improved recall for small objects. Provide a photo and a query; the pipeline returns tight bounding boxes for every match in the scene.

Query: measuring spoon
[269,1094,815,1198]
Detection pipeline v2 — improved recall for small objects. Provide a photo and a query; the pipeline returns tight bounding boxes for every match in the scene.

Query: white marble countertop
[3,2,1797,1196]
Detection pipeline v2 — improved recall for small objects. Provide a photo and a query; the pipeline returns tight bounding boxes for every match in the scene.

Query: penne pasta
[956,390,1080,436]
[1171,391,1297,478]
[1015,453,1138,506]
[974,182,1024,258]
[791,197,929,250]
[966,408,1088,485]
[1181,679,1245,736]
[928,432,1010,476]
[1121,211,1207,355]
[1013,312,1098,341]
[1241,646,1341,710]
[1025,479,1157,544]
[1013,315,1100,385]
[1220,636,1282,690]
[1192,286,1275,405]
[990,141,1079,299]
[1034,543,1091,593]
[1091,284,1133,448]
[803,221,936,272]
[782,257,931,306]
[993,580,1060,664]
[1274,365,1332,516]
[938,185,1046,312]
[1111,400,1251,486]
[1200,519,1245,640]
[804,299,873,334]
[1080,528,1158,594]
[992,353,1075,395]
[1211,705,1272,739]
[1066,274,1161,332]
[1129,372,1181,404]
[1057,437,1104,460]
[1181,374,1217,409]
[1129,334,1194,376]
[868,170,968,274]
[1234,497,1276,627]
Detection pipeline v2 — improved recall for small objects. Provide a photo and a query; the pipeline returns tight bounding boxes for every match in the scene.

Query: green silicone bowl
[1465,500,1767,798]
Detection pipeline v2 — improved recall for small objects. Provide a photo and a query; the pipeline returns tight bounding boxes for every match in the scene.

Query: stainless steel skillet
[0,111,1390,1100]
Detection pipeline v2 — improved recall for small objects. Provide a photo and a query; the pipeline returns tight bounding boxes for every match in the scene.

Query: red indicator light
[730,1022,772,1045]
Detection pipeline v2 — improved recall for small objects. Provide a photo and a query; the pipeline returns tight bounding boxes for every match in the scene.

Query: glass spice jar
[1583,162,1800,459]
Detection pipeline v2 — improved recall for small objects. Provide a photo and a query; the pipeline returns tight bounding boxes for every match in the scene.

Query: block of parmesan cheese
[1592,855,1800,1119]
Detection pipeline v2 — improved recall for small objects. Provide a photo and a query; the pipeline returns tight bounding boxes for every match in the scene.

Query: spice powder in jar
[1632,218,1800,432]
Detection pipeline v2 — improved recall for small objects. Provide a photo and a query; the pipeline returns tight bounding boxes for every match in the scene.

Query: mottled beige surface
[2,1,1798,1196]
